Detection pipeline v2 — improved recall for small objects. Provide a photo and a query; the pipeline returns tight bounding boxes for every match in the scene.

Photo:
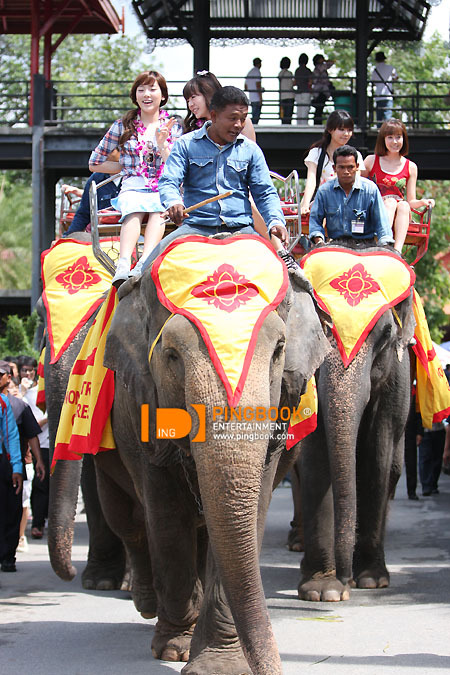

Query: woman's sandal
[31,527,44,539]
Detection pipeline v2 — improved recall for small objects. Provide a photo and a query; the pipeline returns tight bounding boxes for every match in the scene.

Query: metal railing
[0,76,449,129]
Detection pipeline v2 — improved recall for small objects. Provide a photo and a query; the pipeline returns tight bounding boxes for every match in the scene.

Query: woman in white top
[301,110,365,215]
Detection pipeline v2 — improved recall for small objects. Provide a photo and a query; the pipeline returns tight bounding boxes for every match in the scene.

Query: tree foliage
[0,175,32,289]
[0,312,39,359]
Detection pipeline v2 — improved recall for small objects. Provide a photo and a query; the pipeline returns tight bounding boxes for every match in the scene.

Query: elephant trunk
[193,437,282,674]
[48,459,82,581]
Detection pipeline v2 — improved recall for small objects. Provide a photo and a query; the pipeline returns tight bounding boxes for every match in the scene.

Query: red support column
[30,0,41,125]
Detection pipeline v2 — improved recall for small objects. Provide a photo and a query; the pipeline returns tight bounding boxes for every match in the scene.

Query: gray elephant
[37,236,127,593]
[296,243,415,602]
[49,236,330,674]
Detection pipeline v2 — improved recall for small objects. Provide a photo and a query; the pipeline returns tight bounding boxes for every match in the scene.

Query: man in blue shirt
[156,86,289,256]
[0,360,22,573]
[309,145,394,246]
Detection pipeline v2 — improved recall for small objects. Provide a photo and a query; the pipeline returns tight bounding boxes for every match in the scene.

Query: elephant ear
[104,274,169,396]
[393,289,416,362]
[282,269,332,408]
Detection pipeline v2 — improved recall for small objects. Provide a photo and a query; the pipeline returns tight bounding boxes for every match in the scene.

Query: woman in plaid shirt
[89,71,182,285]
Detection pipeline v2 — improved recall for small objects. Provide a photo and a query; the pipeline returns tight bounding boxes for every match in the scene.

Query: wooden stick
[162,191,232,224]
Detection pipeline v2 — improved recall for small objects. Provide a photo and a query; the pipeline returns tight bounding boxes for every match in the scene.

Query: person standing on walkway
[311,53,335,126]
[417,420,446,496]
[244,57,264,124]
[370,51,398,127]
[294,53,312,125]
[278,57,295,125]
[0,361,22,573]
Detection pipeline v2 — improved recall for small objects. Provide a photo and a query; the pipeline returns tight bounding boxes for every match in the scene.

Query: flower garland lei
[134,109,174,192]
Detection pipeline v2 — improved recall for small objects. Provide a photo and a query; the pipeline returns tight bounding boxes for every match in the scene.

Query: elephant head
[100,244,330,673]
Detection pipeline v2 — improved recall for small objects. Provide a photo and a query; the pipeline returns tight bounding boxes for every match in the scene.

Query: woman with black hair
[300,110,365,215]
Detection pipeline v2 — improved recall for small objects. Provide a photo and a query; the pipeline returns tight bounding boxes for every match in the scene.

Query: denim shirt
[158,123,285,231]
[309,175,394,245]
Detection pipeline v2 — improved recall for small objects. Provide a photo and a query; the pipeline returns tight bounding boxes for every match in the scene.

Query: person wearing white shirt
[244,58,263,124]
[370,51,398,127]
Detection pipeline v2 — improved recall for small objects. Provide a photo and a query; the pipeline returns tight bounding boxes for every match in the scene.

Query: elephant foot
[298,573,350,602]
[132,584,157,619]
[182,647,249,675]
[82,566,124,591]
[352,567,390,590]
[151,618,195,662]
[286,524,304,552]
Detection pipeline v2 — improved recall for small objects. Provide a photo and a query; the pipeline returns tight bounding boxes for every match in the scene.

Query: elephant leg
[353,393,407,589]
[184,546,250,675]
[141,462,203,663]
[287,459,304,552]
[80,454,126,591]
[298,422,349,602]
[94,451,156,619]
[186,449,281,675]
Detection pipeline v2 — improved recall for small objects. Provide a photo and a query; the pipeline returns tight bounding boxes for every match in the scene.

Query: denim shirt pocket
[225,158,249,189]
[188,157,214,183]
[324,204,342,235]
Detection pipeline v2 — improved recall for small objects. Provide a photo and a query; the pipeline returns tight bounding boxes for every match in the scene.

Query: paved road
[1,471,449,674]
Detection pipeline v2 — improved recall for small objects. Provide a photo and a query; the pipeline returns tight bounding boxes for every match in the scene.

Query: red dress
[370,155,410,199]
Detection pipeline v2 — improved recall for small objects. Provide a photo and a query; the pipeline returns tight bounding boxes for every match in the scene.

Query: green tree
[0,174,32,289]
[0,312,39,359]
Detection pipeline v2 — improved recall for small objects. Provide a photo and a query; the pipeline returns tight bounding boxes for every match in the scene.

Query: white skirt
[111,189,164,223]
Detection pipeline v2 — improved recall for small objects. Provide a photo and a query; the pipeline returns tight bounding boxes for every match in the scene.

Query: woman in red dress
[363,118,434,253]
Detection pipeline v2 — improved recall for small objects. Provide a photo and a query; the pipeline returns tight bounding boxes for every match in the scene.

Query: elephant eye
[164,348,179,363]
[273,340,285,361]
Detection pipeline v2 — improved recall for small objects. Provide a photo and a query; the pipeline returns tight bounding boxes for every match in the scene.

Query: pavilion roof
[132,0,430,46]
[0,0,121,35]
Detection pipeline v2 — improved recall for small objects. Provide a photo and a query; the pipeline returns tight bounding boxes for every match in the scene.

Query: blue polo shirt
[0,393,22,474]
[309,175,394,245]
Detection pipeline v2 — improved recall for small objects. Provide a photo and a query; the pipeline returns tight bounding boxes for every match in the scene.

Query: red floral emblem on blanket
[329,263,380,307]
[55,256,102,295]
[191,263,259,313]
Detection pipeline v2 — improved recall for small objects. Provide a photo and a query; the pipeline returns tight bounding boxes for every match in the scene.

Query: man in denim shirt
[309,145,394,246]
[157,86,288,252]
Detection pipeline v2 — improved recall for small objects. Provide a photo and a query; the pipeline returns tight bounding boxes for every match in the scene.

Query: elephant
[48,233,331,674]
[295,242,415,602]
[38,234,127,593]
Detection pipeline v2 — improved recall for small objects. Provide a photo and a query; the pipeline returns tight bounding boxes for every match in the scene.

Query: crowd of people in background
[0,356,49,574]
[243,50,397,127]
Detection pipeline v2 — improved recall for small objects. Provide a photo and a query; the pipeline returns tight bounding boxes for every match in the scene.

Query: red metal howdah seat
[270,170,432,265]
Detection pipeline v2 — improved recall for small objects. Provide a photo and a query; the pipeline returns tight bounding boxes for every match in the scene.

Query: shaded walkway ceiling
[132,0,430,49]
[0,0,122,35]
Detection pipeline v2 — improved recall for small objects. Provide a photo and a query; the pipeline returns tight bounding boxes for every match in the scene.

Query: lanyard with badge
[351,209,365,234]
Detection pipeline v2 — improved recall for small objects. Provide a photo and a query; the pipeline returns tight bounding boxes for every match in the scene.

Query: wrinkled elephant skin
[296,247,415,602]
[98,259,330,674]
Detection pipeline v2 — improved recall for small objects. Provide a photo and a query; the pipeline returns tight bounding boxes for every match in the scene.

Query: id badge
[351,219,364,234]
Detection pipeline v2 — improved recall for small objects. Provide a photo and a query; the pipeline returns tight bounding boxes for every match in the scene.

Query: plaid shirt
[89,118,182,182]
